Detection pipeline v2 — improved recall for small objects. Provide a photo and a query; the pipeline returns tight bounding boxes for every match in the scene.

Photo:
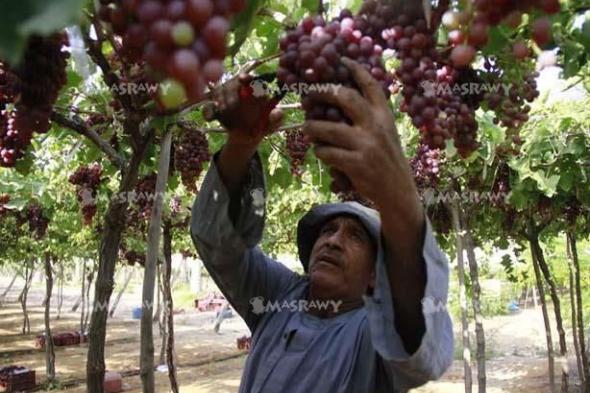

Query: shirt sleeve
[363,217,454,391]
[190,150,300,332]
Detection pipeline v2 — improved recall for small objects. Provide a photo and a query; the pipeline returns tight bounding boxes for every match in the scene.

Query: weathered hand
[203,73,284,148]
[302,58,422,221]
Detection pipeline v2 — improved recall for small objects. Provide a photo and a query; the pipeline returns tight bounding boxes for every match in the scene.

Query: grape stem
[317,0,324,16]
[51,111,127,169]
[199,122,304,134]
[277,103,301,109]
[237,52,282,75]
[430,0,451,30]
[81,17,134,112]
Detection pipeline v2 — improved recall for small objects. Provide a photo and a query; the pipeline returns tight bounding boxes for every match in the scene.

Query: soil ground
[0,277,581,393]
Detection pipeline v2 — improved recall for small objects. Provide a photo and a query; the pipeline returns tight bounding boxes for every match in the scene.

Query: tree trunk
[71,295,82,312]
[530,235,567,355]
[56,263,64,320]
[567,232,589,391]
[569,263,584,385]
[87,128,152,393]
[461,216,486,393]
[109,268,135,318]
[44,253,56,382]
[84,263,96,332]
[530,236,556,393]
[80,260,87,333]
[529,232,569,391]
[140,130,172,393]
[0,274,18,303]
[158,301,168,366]
[450,202,473,393]
[566,233,584,386]
[20,263,34,335]
[162,223,179,393]
[154,262,162,326]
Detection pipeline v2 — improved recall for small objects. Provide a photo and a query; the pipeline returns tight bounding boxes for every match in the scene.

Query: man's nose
[324,228,345,249]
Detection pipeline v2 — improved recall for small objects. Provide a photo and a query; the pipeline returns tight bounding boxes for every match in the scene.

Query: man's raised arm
[190,76,299,332]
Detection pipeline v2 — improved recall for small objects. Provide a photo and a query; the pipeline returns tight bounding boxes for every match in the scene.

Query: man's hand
[204,73,284,148]
[301,58,423,227]
[203,73,284,199]
[302,58,427,354]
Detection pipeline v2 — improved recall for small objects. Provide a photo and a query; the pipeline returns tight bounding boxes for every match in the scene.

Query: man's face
[308,215,376,301]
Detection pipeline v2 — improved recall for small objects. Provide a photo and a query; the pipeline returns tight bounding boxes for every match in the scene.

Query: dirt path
[0,278,578,393]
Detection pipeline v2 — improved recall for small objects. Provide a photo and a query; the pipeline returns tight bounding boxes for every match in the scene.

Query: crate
[0,366,36,392]
[35,331,88,349]
[237,335,252,351]
[103,371,122,393]
[195,293,226,312]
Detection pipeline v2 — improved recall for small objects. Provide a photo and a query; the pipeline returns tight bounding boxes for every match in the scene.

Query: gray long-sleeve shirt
[190,152,454,393]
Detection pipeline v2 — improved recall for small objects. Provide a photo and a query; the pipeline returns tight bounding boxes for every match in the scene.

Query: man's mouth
[314,253,342,269]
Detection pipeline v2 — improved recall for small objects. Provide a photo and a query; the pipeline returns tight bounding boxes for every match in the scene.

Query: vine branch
[51,111,126,169]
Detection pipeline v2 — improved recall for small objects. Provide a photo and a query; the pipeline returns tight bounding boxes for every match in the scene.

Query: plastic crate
[237,336,252,351]
[103,371,122,393]
[0,366,36,392]
[35,331,88,349]
[132,306,142,319]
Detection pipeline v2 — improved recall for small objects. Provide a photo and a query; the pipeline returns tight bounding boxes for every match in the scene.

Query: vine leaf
[230,0,267,57]
[0,0,85,64]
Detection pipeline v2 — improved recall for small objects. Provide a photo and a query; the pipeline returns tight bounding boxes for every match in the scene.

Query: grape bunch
[130,172,158,222]
[491,163,511,208]
[0,194,10,217]
[482,60,539,154]
[27,202,49,240]
[69,163,103,225]
[98,0,246,109]
[427,202,452,235]
[277,10,393,122]
[410,143,442,191]
[564,197,583,226]
[174,127,210,191]
[118,243,146,266]
[124,250,146,267]
[0,33,69,167]
[380,12,480,155]
[285,130,311,176]
[441,0,560,67]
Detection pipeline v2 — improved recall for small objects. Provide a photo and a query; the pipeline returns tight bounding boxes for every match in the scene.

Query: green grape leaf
[230,0,267,56]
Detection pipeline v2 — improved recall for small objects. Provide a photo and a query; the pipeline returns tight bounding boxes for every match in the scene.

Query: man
[191,58,453,393]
